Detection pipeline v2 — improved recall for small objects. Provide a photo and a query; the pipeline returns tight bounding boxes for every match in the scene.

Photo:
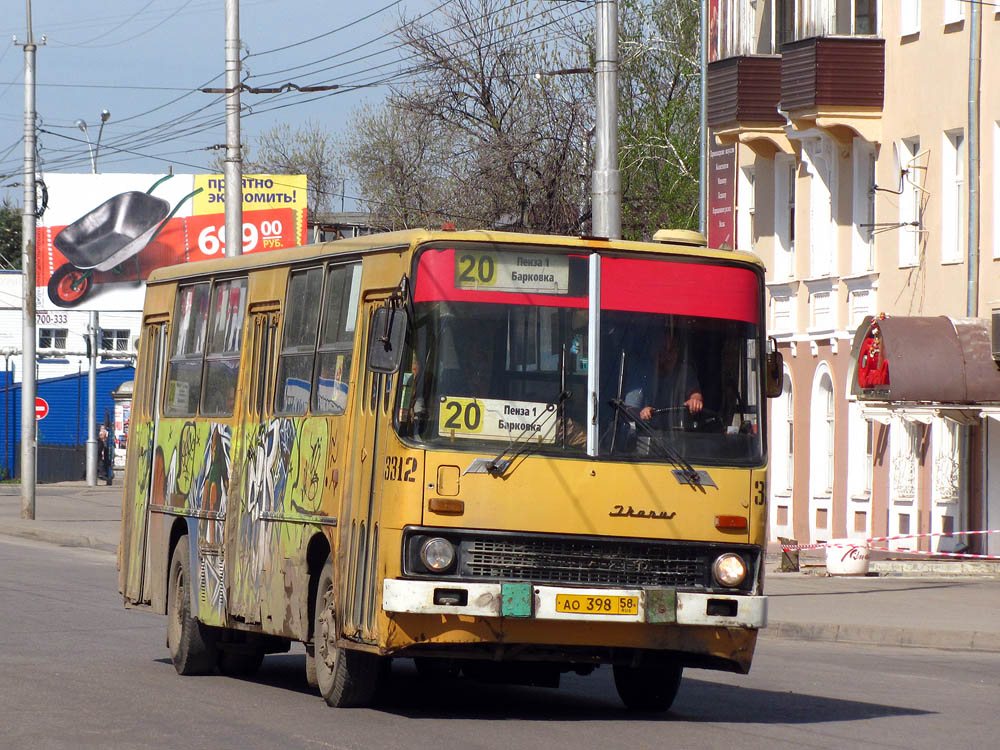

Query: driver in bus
[624,327,703,428]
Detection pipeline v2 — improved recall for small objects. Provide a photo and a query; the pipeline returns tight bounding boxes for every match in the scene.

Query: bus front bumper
[382,579,766,629]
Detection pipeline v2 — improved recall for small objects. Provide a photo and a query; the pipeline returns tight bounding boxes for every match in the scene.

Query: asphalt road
[1,536,996,750]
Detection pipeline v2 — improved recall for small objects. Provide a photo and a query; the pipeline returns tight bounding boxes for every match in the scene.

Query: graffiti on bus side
[231,417,330,619]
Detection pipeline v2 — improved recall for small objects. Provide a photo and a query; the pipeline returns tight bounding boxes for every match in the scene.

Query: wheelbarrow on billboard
[49,175,201,308]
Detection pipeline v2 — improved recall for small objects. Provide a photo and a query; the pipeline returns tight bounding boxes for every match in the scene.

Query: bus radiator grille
[462,538,707,588]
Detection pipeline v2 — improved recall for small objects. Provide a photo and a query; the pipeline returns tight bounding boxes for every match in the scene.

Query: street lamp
[74,108,110,174]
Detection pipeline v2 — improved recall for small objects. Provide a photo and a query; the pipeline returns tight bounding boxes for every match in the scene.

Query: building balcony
[780,36,884,142]
[707,55,788,153]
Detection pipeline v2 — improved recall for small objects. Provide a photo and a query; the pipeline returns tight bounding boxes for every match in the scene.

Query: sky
[0,0,439,209]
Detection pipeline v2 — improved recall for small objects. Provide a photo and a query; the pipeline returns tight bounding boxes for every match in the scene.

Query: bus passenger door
[226,305,278,624]
[121,321,167,604]
[340,297,394,642]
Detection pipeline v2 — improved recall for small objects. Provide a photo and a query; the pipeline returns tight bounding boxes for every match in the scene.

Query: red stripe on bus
[600,258,759,323]
[414,248,759,322]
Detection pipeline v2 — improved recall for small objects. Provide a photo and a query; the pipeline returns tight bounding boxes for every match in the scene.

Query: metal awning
[849,315,1000,404]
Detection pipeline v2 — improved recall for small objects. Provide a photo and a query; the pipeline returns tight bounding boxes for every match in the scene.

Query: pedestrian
[99,424,115,486]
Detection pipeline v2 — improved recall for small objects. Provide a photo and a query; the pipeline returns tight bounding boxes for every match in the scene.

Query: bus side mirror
[765,343,783,399]
[367,306,407,374]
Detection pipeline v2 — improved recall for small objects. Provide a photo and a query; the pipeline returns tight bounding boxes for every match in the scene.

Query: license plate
[555,593,639,616]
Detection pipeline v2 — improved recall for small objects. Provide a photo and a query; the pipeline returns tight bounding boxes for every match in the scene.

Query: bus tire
[613,661,683,712]
[313,556,380,707]
[166,538,218,675]
[304,644,318,688]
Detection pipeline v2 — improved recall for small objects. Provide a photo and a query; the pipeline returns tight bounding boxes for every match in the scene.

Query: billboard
[35,173,307,311]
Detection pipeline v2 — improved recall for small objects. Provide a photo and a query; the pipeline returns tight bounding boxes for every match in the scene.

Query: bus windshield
[397,242,763,465]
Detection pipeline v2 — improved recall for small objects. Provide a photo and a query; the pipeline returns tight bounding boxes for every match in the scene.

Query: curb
[761,621,1000,652]
[0,524,117,555]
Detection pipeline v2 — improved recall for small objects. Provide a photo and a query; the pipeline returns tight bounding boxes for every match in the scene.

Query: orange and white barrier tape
[780,529,1000,560]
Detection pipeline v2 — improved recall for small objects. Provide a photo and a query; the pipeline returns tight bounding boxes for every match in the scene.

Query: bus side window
[275,267,323,415]
[201,278,248,417]
[312,263,360,415]
[164,282,210,417]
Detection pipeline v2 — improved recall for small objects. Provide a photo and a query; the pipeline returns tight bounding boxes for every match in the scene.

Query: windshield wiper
[485,390,571,477]
[607,399,702,486]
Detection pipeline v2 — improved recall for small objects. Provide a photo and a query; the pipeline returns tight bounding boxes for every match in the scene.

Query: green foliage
[235,119,340,217]
[0,197,21,270]
[617,0,701,240]
[340,0,700,239]
[343,0,591,234]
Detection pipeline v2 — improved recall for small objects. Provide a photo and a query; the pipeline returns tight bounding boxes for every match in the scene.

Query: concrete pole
[20,0,37,519]
[587,1,619,455]
[592,0,620,240]
[699,0,708,235]
[86,312,98,487]
[224,0,243,257]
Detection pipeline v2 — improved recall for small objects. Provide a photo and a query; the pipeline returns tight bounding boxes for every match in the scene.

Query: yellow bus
[119,227,781,710]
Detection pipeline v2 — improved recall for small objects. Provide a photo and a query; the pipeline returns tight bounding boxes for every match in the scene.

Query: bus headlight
[712,553,746,588]
[420,537,456,572]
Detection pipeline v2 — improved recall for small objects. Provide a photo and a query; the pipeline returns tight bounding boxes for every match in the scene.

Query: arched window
[809,365,835,541]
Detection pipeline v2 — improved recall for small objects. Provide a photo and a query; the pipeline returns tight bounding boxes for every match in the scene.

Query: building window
[852,138,876,273]
[774,154,796,278]
[811,290,833,329]
[900,0,920,36]
[824,378,835,492]
[943,0,964,25]
[101,328,131,353]
[737,165,755,252]
[995,122,1000,260]
[785,375,794,491]
[849,288,873,328]
[899,136,922,267]
[776,0,795,48]
[854,0,877,34]
[38,327,67,350]
[941,130,965,264]
[804,139,835,279]
[811,370,835,497]
[772,294,793,333]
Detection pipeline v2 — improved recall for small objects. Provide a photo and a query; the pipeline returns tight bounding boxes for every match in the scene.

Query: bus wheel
[613,661,683,712]
[304,644,318,688]
[166,538,218,675]
[313,556,380,707]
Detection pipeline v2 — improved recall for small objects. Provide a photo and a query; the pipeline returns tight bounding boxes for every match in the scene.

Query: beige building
[705,1,1000,555]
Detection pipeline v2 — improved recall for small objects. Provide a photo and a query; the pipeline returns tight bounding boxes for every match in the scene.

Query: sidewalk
[2,481,999,652]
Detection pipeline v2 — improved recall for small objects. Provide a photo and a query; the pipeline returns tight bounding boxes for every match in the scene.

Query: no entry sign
[35,397,49,420]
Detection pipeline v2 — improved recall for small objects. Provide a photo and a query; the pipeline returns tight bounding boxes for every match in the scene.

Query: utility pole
[86,312,98,486]
[224,0,243,257]
[18,0,38,519]
[699,0,708,235]
[587,0,620,457]
[592,0,620,240]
